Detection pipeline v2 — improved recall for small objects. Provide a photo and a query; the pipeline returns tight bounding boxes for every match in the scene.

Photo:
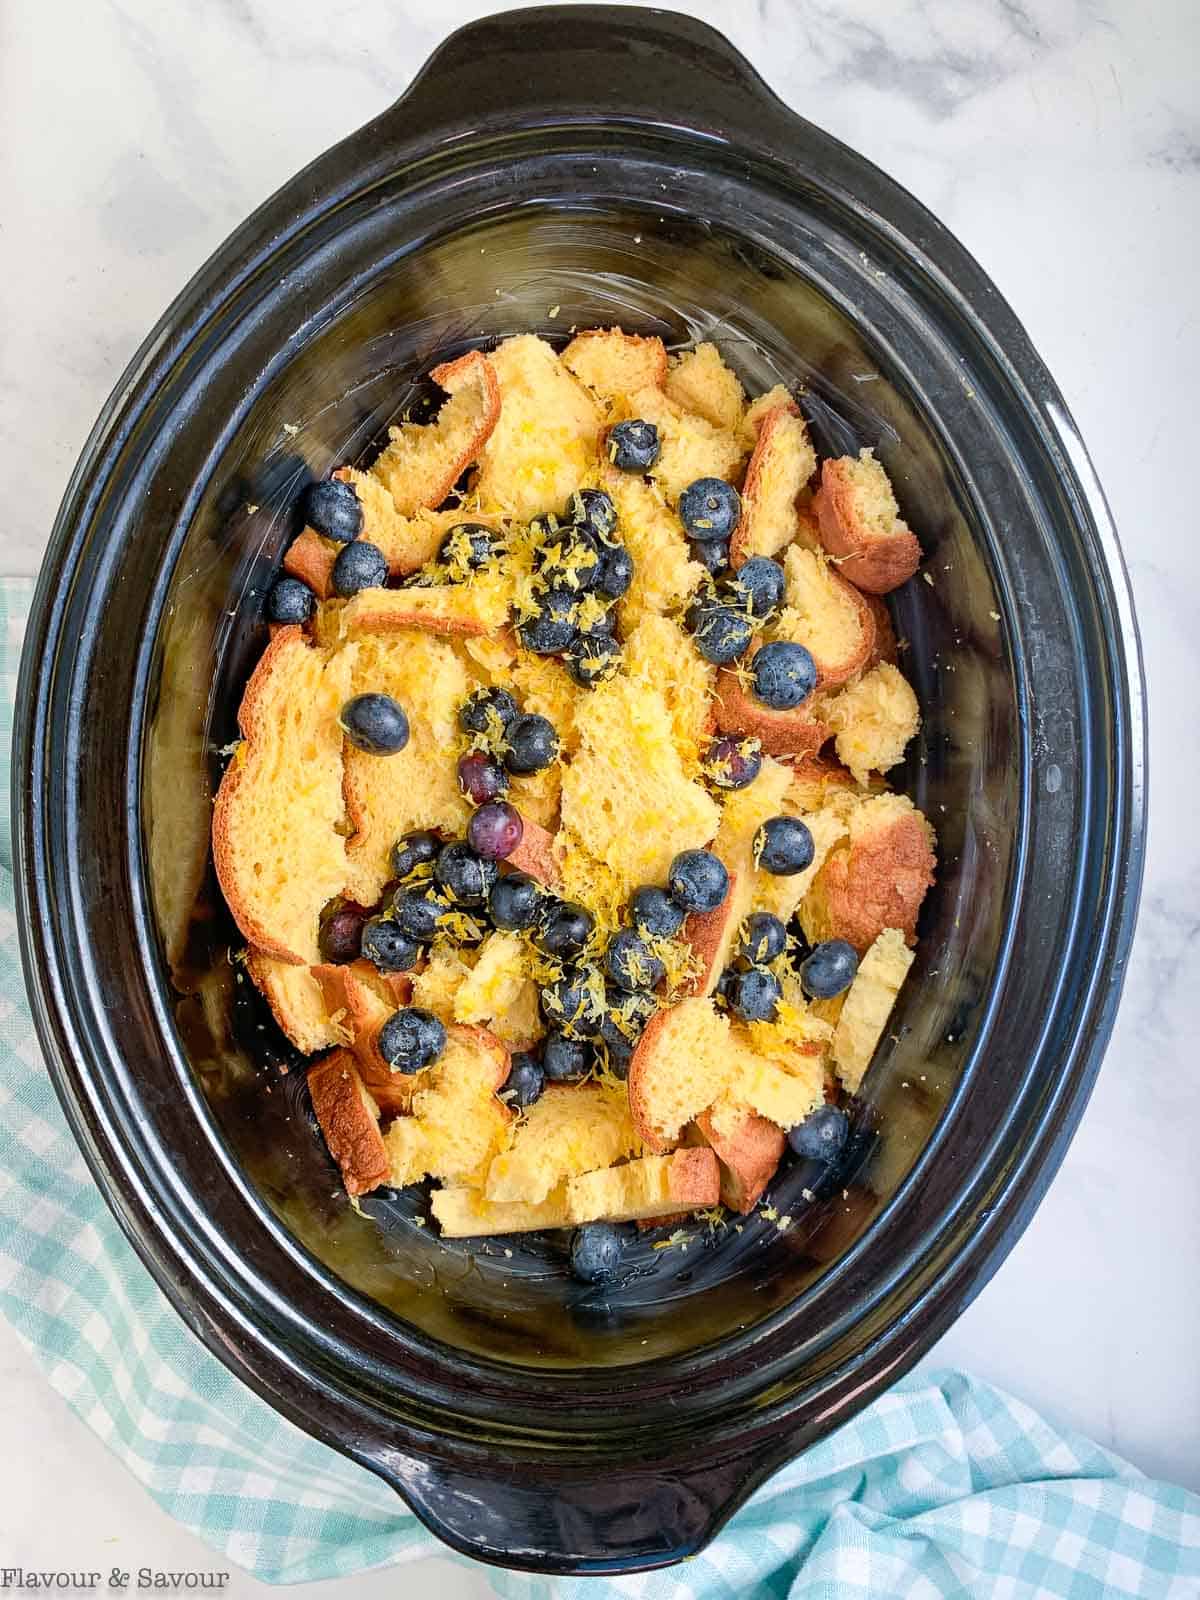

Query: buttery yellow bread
[813,449,922,594]
[561,327,668,403]
[772,545,876,689]
[713,649,830,759]
[307,1050,389,1197]
[599,465,706,630]
[822,662,920,784]
[623,384,743,505]
[212,627,352,965]
[410,945,476,1023]
[731,402,817,565]
[246,949,346,1055]
[663,342,746,433]
[431,1147,719,1236]
[484,1082,639,1205]
[623,612,715,776]
[383,1025,513,1189]
[329,569,512,640]
[452,932,543,1047]
[627,996,734,1152]
[372,349,501,516]
[738,383,794,451]
[694,1101,786,1214]
[829,927,914,1093]
[801,792,936,953]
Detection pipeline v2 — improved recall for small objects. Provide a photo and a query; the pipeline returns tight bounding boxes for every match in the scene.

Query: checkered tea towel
[0,577,1196,1597]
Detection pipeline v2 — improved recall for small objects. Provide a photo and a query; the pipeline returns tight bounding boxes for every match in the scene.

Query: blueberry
[361,916,421,973]
[668,849,729,914]
[565,488,619,543]
[517,587,579,655]
[740,911,787,966]
[389,830,440,882]
[714,965,738,1008]
[340,693,410,754]
[267,576,316,624]
[605,929,666,994]
[543,1030,591,1081]
[459,686,521,740]
[439,521,497,574]
[607,419,660,472]
[535,901,595,960]
[489,871,544,932]
[798,939,860,999]
[754,817,815,876]
[689,537,730,576]
[787,1103,850,1163]
[541,971,605,1038]
[435,841,498,905]
[541,527,601,592]
[457,750,508,805]
[377,1007,446,1074]
[630,886,686,939]
[392,886,447,943]
[731,965,782,1023]
[467,800,523,861]
[569,1222,625,1284]
[318,903,365,964]
[721,556,785,619]
[566,630,622,687]
[600,987,657,1046]
[304,478,363,543]
[594,545,634,599]
[504,1051,545,1109]
[504,713,560,774]
[332,539,389,596]
[602,1034,635,1078]
[688,601,754,665]
[750,641,817,709]
[679,478,740,541]
[702,735,762,791]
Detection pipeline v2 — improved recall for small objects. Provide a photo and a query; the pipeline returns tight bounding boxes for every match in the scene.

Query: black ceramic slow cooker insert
[13,6,1145,1577]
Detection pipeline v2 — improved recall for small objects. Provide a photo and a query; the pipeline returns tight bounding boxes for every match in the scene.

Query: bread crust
[282,528,336,600]
[505,818,563,889]
[730,401,816,567]
[374,350,501,515]
[246,948,344,1055]
[315,961,415,1116]
[805,807,936,953]
[813,456,921,594]
[862,592,899,669]
[694,1104,785,1214]
[680,870,743,997]
[713,656,830,759]
[626,1007,678,1154]
[307,1050,389,1196]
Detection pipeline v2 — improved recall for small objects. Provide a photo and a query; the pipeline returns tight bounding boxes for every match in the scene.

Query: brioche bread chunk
[708,752,830,927]
[333,569,511,640]
[411,946,475,1021]
[212,628,351,966]
[801,792,936,954]
[831,928,914,1092]
[628,997,733,1151]
[341,631,471,906]
[559,674,719,902]
[246,950,346,1055]
[694,1102,785,1213]
[663,343,746,432]
[600,466,706,631]
[731,404,817,565]
[772,546,876,689]
[505,818,564,889]
[713,649,830,759]
[340,467,497,577]
[431,1182,573,1237]
[314,960,416,1115]
[680,872,749,999]
[472,335,601,519]
[307,1051,389,1196]
[484,1082,639,1205]
[623,614,714,776]
[454,933,533,1029]
[372,350,501,516]
[823,662,920,784]
[282,528,338,601]
[785,753,862,814]
[383,1025,512,1188]
[509,650,587,755]
[625,385,743,505]
[738,383,794,452]
[751,799,853,926]
[813,449,921,594]
[561,327,668,403]
[728,1025,825,1130]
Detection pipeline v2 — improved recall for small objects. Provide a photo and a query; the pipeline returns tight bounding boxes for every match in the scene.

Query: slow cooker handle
[376,3,800,158]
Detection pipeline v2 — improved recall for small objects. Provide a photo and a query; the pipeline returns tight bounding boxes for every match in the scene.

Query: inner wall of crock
[146,204,1015,1366]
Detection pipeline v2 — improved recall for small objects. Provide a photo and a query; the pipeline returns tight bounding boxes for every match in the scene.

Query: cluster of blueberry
[713,901,860,1027]
[454,684,562,867]
[515,489,634,687]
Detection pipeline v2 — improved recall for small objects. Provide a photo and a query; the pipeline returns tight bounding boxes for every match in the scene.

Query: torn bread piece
[627,996,734,1152]
[472,335,601,519]
[663,343,746,432]
[315,960,414,1116]
[383,1025,512,1189]
[430,1182,573,1237]
[813,449,921,594]
[771,545,876,689]
[680,871,748,999]
[738,383,794,452]
[830,927,914,1093]
[246,949,347,1055]
[625,384,744,505]
[695,1101,785,1214]
[452,932,540,1043]
[332,569,512,641]
[484,1082,639,1206]
[623,613,715,776]
[713,649,830,759]
[784,753,863,814]
[801,792,936,954]
[282,528,338,601]
[600,466,706,631]
[862,592,899,669]
[212,628,351,965]
[561,327,668,404]
[822,661,920,784]
[307,1050,389,1197]
[731,402,817,566]
[371,350,501,516]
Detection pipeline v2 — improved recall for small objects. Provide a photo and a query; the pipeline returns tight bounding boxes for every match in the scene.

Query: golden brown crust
[694,1105,785,1214]
[282,528,336,599]
[731,400,800,567]
[307,1050,389,1196]
[451,1023,513,1094]
[626,1007,678,1155]
[713,657,830,760]
[246,949,343,1055]
[664,1145,722,1208]
[862,592,899,669]
[813,457,922,594]
[807,810,936,953]
[339,591,489,639]
[414,350,501,508]
[505,819,563,889]
[315,961,414,1116]
[680,871,741,997]
[816,569,877,689]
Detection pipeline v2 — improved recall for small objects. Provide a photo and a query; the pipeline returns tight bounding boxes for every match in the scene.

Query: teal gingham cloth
[0,576,1196,1597]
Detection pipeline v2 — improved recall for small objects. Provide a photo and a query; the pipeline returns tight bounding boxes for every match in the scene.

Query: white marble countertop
[3,1,1197,1593]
